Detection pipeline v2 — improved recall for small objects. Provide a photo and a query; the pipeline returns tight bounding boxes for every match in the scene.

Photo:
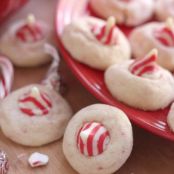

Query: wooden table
[1,0,174,174]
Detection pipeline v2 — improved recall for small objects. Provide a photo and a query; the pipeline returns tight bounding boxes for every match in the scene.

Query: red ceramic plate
[55,0,174,141]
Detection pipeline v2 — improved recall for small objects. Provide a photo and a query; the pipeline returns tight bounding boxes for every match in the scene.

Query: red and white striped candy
[155,18,174,47]
[129,49,161,79]
[0,56,13,99]
[91,16,117,45]
[77,122,110,157]
[16,14,44,43]
[19,86,52,116]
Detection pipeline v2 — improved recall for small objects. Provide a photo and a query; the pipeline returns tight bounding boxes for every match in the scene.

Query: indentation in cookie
[91,16,118,45]
[154,18,174,47]
[18,86,52,116]
[77,122,110,157]
[15,14,44,43]
[129,49,162,79]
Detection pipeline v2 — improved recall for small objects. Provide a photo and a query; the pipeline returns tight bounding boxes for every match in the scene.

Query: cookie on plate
[0,85,72,146]
[130,18,174,71]
[0,14,53,67]
[61,16,131,70]
[155,0,174,21]
[63,104,133,174]
[90,0,155,26]
[105,49,174,111]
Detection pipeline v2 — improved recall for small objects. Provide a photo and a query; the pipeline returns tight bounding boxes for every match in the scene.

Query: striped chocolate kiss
[16,14,44,43]
[77,122,110,157]
[129,49,161,79]
[154,18,174,47]
[91,16,117,45]
[18,86,52,116]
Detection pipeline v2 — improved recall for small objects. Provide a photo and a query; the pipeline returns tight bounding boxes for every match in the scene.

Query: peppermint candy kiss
[16,14,44,43]
[0,56,13,99]
[19,87,52,116]
[0,150,9,174]
[129,49,161,79]
[77,122,110,157]
[91,16,117,45]
[155,18,174,47]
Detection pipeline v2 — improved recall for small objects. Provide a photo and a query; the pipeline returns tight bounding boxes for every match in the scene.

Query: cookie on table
[105,49,174,111]
[155,0,174,21]
[0,14,53,67]
[130,18,174,71]
[90,0,154,26]
[61,16,131,70]
[0,84,72,146]
[63,104,133,174]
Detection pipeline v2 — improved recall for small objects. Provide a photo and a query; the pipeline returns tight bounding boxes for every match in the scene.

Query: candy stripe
[77,122,110,157]
[137,65,157,76]
[130,54,156,74]
[0,56,14,99]
[129,49,160,78]
[16,24,43,43]
[92,17,117,45]
[97,131,109,154]
[87,124,101,156]
[155,27,174,47]
[19,88,52,116]
[77,122,93,154]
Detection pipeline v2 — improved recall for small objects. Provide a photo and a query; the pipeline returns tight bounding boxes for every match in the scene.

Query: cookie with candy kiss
[130,18,174,71]
[0,44,73,146]
[155,0,174,21]
[105,49,174,111]
[89,0,154,26]
[63,104,133,174]
[61,16,131,70]
[0,14,53,67]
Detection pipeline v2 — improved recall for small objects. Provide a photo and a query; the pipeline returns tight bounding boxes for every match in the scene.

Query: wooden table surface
[1,0,174,174]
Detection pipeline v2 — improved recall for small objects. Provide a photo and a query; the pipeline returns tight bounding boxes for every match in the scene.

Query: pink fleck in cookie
[130,18,174,71]
[155,0,174,21]
[0,14,53,67]
[0,45,73,147]
[105,49,174,111]
[90,0,154,26]
[61,16,131,70]
[63,104,133,174]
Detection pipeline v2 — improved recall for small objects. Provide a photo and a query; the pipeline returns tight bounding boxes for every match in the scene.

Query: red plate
[55,0,174,141]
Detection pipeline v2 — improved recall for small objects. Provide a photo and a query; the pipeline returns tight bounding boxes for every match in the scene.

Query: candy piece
[18,86,52,116]
[41,44,60,92]
[0,150,9,174]
[28,152,49,168]
[91,16,117,45]
[129,49,161,79]
[16,14,44,43]
[77,122,110,157]
[154,18,174,47]
[0,56,13,99]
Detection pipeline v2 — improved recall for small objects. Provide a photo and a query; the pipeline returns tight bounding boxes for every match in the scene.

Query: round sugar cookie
[61,16,131,70]
[0,84,72,146]
[105,49,174,111]
[0,14,53,67]
[63,104,133,174]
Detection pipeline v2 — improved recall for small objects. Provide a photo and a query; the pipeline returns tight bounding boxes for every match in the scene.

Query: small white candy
[28,152,49,167]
